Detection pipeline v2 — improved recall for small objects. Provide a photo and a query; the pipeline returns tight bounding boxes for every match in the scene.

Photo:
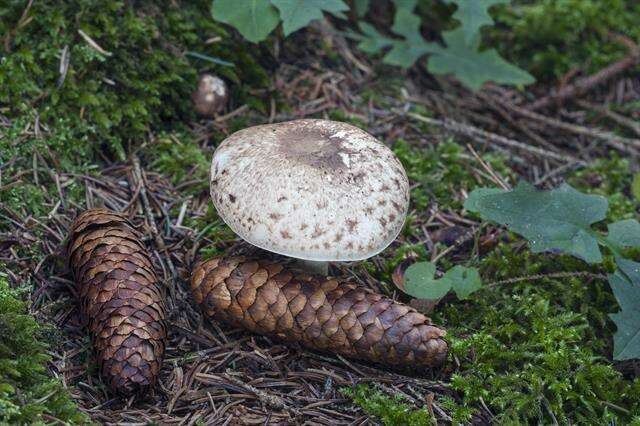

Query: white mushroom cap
[210,119,410,261]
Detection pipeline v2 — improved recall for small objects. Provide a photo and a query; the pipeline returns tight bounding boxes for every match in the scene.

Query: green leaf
[385,40,438,68]
[403,262,482,300]
[351,0,534,88]
[463,187,505,212]
[449,0,509,45]
[271,0,348,36]
[448,265,483,299]
[392,0,418,10]
[426,29,535,90]
[607,219,640,250]
[404,262,449,300]
[354,0,370,17]
[211,0,280,42]
[609,257,640,360]
[465,182,609,263]
[353,1,434,68]
[352,23,394,54]
[632,173,640,202]
[384,8,439,67]
[390,6,421,41]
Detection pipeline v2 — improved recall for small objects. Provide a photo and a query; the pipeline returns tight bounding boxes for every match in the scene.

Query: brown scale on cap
[67,209,167,395]
[191,256,448,367]
[276,126,356,170]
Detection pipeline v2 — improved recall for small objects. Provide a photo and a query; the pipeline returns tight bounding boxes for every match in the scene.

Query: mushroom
[192,73,228,117]
[209,119,410,275]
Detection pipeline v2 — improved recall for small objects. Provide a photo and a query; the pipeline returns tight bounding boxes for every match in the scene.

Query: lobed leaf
[609,258,640,360]
[351,0,534,89]
[448,265,483,299]
[272,0,348,36]
[404,262,447,300]
[449,0,509,45]
[351,0,429,68]
[211,0,280,43]
[465,182,608,263]
[426,29,534,91]
[607,219,640,250]
[352,23,394,54]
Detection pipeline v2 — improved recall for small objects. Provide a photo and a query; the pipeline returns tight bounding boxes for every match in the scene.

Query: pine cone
[67,209,167,395]
[190,256,448,367]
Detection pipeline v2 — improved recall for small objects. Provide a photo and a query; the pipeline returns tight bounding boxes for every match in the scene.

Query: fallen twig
[475,91,558,152]
[506,101,640,155]
[131,156,178,291]
[404,111,587,166]
[527,34,639,111]
[77,29,112,57]
[487,271,606,288]
[576,99,640,138]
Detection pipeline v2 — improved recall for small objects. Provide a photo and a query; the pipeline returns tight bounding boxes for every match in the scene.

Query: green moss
[1,0,268,161]
[437,244,640,424]
[183,203,236,259]
[0,274,88,425]
[341,384,434,425]
[491,0,640,81]
[327,109,368,129]
[142,131,210,193]
[438,396,476,424]
[0,117,90,232]
[350,142,640,423]
[393,139,513,212]
[569,154,638,222]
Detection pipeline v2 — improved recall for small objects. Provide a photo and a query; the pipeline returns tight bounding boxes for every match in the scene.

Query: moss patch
[0,274,88,425]
[394,139,513,212]
[1,0,269,161]
[346,145,640,424]
[439,245,640,424]
[491,0,640,81]
[569,154,638,222]
[341,385,434,425]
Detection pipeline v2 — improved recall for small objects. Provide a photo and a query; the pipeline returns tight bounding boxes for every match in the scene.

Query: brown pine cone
[67,209,167,395]
[190,256,448,367]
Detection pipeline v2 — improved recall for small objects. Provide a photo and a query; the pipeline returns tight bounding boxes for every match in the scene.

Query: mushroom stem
[297,259,329,276]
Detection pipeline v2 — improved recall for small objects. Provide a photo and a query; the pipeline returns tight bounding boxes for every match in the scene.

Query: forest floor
[2,1,640,425]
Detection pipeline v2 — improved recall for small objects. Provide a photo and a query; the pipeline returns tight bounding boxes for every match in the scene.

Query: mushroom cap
[193,74,228,117]
[210,119,410,261]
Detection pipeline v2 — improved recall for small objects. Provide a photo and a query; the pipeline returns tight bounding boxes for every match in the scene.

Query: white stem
[297,260,329,276]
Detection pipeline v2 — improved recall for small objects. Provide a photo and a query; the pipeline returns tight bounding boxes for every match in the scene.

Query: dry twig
[527,34,639,111]
[404,111,586,165]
